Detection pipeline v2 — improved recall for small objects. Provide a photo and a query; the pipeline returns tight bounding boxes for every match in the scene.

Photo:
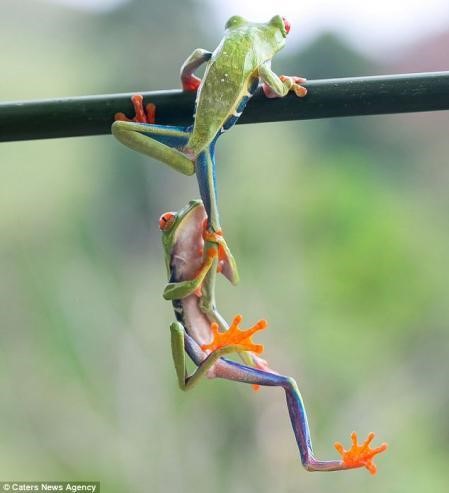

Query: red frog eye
[282,17,291,34]
[159,212,176,231]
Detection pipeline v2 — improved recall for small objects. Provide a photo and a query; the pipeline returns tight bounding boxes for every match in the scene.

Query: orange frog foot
[201,314,268,354]
[280,75,308,97]
[114,94,156,124]
[203,229,226,259]
[334,432,388,475]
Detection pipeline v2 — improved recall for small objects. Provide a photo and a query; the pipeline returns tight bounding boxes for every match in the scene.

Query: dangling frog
[159,199,388,474]
[112,15,308,286]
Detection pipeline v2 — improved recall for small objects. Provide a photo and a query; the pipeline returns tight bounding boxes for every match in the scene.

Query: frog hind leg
[211,358,387,473]
[112,120,194,176]
[170,321,261,391]
[195,142,220,231]
[111,95,194,176]
[196,142,239,285]
[171,323,328,467]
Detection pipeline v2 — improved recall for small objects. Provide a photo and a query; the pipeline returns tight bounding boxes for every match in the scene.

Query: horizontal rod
[1,71,448,142]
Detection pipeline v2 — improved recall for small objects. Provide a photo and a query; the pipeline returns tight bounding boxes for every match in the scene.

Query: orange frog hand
[206,248,218,259]
[334,432,388,475]
[201,314,268,354]
[203,229,228,262]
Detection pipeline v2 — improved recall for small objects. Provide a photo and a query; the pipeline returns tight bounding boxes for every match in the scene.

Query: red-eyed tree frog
[111,15,308,287]
[159,199,388,474]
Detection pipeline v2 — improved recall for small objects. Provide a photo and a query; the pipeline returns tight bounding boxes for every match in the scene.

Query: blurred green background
[1,0,449,491]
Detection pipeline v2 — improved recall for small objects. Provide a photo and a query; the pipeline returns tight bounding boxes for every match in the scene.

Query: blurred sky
[46,0,449,55]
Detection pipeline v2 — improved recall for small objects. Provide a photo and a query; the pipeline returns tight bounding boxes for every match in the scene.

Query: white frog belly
[181,294,213,347]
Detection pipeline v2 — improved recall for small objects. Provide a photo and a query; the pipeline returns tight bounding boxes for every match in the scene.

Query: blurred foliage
[1,0,449,492]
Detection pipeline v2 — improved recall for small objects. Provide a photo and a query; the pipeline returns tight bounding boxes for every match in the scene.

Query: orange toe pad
[335,432,388,475]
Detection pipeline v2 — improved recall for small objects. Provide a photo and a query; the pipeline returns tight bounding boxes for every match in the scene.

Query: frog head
[225,14,291,55]
[159,200,206,273]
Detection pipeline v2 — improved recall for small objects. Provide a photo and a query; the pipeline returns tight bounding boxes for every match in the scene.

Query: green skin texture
[111,15,306,291]
[161,200,260,389]
[183,15,297,155]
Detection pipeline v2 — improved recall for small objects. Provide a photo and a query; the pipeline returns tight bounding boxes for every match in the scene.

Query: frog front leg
[180,48,212,91]
[259,63,308,98]
[163,248,217,301]
[112,45,212,169]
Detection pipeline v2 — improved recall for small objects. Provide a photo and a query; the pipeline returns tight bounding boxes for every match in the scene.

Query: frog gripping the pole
[111,15,308,286]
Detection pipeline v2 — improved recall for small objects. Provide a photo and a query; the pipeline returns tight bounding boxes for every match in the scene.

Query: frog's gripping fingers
[279,75,308,97]
[203,229,239,285]
[261,71,307,99]
[201,314,268,354]
[144,102,156,123]
[114,95,156,124]
[334,432,388,475]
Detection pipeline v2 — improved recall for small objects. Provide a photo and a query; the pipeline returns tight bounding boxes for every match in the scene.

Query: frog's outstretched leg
[215,359,387,473]
[178,330,387,473]
[170,315,267,390]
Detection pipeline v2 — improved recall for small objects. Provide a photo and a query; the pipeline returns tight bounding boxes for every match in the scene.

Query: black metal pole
[1,71,448,142]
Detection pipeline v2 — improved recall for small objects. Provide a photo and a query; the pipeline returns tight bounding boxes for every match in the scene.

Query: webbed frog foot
[334,432,388,475]
[201,314,267,354]
[114,94,156,124]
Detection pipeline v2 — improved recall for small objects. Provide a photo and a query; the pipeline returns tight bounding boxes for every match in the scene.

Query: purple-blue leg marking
[183,332,345,472]
[194,141,220,231]
[130,122,221,232]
